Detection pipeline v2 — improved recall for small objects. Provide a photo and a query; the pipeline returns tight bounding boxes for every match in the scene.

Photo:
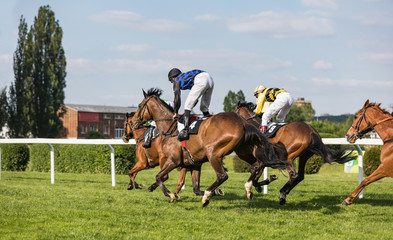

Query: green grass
[1,160,393,240]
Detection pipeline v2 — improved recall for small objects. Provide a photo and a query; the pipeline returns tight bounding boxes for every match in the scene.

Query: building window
[81,126,86,134]
[90,125,97,131]
[115,127,124,139]
[104,126,109,135]
[104,114,111,119]
[115,115,124,120]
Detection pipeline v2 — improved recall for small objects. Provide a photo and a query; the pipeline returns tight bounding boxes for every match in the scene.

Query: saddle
[264,123,286,138]
[143,126,159,140]
[178,115,210,135]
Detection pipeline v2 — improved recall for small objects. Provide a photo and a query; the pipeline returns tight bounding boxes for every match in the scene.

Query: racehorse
[130,88,288,206]
[235,101,355,205]
[123,112,224,198]
[343,99,393,205]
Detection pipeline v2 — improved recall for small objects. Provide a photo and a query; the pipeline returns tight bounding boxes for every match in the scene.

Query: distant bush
[232,155,250,173]
[0,144,29,171]
[28,144,136,174]
[305,155,323,174]
[363,146,381,176]
[85,131,105,139]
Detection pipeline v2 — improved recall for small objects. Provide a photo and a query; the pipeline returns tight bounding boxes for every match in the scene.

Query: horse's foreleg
[174,168,187,199]
[245,161,265,200]
[202,158,228,207]
[342,167,386,206]
[155,162,178,202]
[127,160,148,190]
[148,173,169,192]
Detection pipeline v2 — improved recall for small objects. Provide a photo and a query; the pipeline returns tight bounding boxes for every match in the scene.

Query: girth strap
[182,141,201,166]
[384,139,393,144]
[145,148,156,167]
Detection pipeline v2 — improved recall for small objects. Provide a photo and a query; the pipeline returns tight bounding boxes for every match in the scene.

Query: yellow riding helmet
[254,85,266,97]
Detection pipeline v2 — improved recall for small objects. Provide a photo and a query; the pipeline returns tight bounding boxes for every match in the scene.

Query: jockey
[254,85,294,133]
[168,68,214,140]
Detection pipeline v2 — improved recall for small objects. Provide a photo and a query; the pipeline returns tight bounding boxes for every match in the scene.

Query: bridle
[129,95,178,138]
[235,106,260,122]
[349,105,393,141]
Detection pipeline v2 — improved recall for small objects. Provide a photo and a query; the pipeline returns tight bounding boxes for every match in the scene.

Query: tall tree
[223,90,245,112]
[9,6,66,137]
[0,87,8,129]
[8,16,30,137]
[286,103,315,123]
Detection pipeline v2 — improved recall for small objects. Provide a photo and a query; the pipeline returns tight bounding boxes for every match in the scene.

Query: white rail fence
[0,138,383,198]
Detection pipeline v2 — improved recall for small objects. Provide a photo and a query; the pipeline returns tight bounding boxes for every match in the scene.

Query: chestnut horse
[122,113,184,193]
[131,88,288,207]
[235,101,355,205]
[343,99,393,205]
[123,112,224,198]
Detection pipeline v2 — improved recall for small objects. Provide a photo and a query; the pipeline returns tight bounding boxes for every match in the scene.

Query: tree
[8,6,66,138]
[286,103,315,123]
[0,87,8,129]
[223,90,245,112]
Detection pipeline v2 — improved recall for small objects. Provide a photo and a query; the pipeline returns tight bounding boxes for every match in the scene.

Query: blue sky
[1,0,392,116]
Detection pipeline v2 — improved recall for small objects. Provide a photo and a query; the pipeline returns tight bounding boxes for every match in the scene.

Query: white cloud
[195,14,221,21]
[358,52,393,64]
[356,12,393,26]
[313,60,333,70]
[312,77,393,87]
[301,0,338,9]
[89,10,188,33]
[228,11,335,38]
[112,44,152,53]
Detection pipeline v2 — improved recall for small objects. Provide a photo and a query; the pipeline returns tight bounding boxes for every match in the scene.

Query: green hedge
[23,144,136,174]
[304,155,323,174]
[232,155,250,173]
[363,146,381,176]
[0,144,30,171]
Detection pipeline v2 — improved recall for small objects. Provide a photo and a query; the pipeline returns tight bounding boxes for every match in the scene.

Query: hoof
[247,192,254,200]
[127,185,133,190]
[270,175,278,181]
[169,198,175,203]
[174,193,181,200]
[202,200,210,207]
[147,188,154,192]
[136,184,146,189]
[255,186,263,193]
[341,200,351,206]
[279,198,286,205]
[215,189,225,196]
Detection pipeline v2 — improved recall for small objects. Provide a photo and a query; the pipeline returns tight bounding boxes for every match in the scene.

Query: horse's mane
[366,101,390,115]
[238,101,257,112]
[145,88,174,112]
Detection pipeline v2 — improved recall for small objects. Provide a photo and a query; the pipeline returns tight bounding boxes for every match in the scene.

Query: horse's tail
[243,123,287,169]
[309,132,356,164]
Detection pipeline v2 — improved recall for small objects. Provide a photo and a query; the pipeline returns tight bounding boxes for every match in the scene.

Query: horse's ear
[143,89,147,98]
[126,112,129,118]
[237,101,241,107]
[364,99,370,107]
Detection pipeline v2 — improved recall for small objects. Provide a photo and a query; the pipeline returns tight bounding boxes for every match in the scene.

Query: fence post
[263,167,268,194]
[107,144,116,187]
[355,144,364,199]
[49,144,55,184]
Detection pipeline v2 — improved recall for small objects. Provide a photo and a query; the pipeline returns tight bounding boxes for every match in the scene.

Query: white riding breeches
[261,92,294,126]
[184,72,214,113]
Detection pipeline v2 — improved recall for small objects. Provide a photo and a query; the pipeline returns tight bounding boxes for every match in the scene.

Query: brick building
[61,104,137,139]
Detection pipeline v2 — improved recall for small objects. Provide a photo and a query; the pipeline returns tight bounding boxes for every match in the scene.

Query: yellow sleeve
[255,93,266,115]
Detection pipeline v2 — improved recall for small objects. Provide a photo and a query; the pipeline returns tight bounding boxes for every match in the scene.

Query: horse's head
[122,112,136,143]
[346,99,386,143]
[130,88,173,130]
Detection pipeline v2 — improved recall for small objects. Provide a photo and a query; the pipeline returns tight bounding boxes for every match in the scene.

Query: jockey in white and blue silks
[168,68,214,141]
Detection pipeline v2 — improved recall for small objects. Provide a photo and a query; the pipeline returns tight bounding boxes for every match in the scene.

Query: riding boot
[178,110,190,141]
[142,128,152,148]
[203,111,212,117]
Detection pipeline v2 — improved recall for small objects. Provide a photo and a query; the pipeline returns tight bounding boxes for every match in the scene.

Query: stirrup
[178,130,189,141]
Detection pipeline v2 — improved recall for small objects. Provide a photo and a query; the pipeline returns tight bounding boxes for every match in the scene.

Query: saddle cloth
[265,123,286,138]
[178,114,210,135]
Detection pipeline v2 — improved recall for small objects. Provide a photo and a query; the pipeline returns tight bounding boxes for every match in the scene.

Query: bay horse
[235,101,355,205]
[131,88,288,207]
[343,99,393,205]
[123,112,224,198]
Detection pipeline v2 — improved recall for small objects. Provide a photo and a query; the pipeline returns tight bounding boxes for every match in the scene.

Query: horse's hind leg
[148,173,169,192]
[253,168,278,193]
[342,166,387,205]
[245,161,265,200]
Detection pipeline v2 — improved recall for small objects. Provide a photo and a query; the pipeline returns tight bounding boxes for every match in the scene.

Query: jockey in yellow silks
[254,85,294,133]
